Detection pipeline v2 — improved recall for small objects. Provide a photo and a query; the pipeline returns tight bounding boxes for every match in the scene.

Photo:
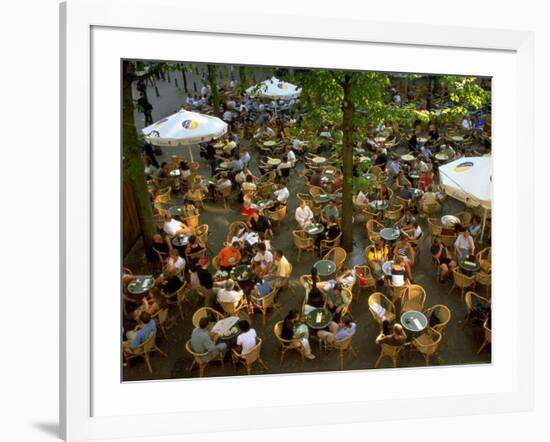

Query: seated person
[195,257,216,307]
[323,216,341,244]
[353,189,369,209]
[418,171,434,191]
[390,257,407,287]
[378,183,391,201]
[250,275,273,303]
[320,199,339,224]
[156,268,184,296]
[399,208,416,229]
[331,171,344,192]
[269,249,292,290]
[152,233,171,255]
[375,323,407,346]
[309,170,322,187]
[322,281,351,320]
[317,315,356,346]
[276,158,292,177]
[252,242,274,278]
[164,248,185,274]
[123,312,157,353]
[393,235,415,279]
[402,221,422,241]
[399,183,414,208]
[272,182,290,205]
[132,288,165,321]
[367,238,389,281]
[295,200,314,229]
[303,267,325,314]
[186,185,206,204]
[215,173,232,193]
[247,209,273,238]
[190,317,228,361]
[281,309,315,360]
[163,213,192,237]
[430,238,457,282]
[216,279,244,308]
[184,235,206,267]
[454,226,475,259]
[234,321,257,358]
[468,215,482,240]
[217,242,242,271]
[419,185,440,212]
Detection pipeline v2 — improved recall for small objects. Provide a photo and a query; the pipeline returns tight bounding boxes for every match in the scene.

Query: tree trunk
[122,61,156,261]
[207,64,220,116]
[181,66,188,93]
[239,66,247,92]
[341,73,355,251]
[427,76,433,110]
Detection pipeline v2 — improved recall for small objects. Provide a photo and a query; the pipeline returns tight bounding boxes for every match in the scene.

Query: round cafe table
[458,257,481,274]
[401,153,415,162]
[219,161,233,170]
[314,260,336,277]
[305,308,333,330]
[304,223,324,236]
[255,198,274,210]
[314,193,331,204]
[451,135,464,143]
[172,234,192,247]
[127,276,155,296]
[400,311,428,336]
[369,200,388,212]
[363,173,377,182]
[169,169,181,177]
[267,158,281,166]
[263,140,277,147]
[417,137,428,144]
[230,265,253,282]
[374,136,386,143]
[168,206,185,217]
[435,153,449,162]
[382,260,394,277]
[380,227,400,242]
[312,156,327,164]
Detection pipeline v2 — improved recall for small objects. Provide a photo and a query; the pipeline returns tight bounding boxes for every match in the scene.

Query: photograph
[121,59,492,381]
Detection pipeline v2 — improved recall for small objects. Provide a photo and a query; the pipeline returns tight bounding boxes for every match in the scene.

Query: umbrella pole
[480,207,488,244]
[188,144,194,162]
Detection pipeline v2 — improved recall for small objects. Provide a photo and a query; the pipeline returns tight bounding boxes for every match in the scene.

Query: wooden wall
[122,178,141,257]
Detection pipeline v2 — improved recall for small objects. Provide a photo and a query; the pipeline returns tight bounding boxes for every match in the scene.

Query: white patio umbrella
[246,76,302,100]
[141,108,228,160]
[438,156,492,239]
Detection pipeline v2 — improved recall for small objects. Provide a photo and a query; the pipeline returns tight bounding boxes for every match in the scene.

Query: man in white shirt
[200,85,208,97]
[286,148,297,167]
[216,279,244,307]
[222,108,233,123]
[252,242,274,277]
[276,159,292,177]
[353,190,369,209]
[273,182,289,205]
[234,321,257,358]
[295,200,314,229]
[163,213,192,237]
[454,227,475,258]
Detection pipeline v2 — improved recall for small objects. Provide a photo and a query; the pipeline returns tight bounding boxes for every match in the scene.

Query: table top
[172,234,192,246]
[441,215,461,227]
[400,310,428,333]
[451,135,464,142]
[219,161,233,169]
[314,194,331,204]
[369,200,388,211]
[408,173,420,179]
[230,265,253,282]
[314,259,336,276]
[168,206,185,217]
[380,227,401,241]
[127,276,155,295]
[305,223,324,235]
[305,308,333,330]
[382,260,394,276]
[267,158,282,166]
[435,153,449,161]
[213,142,225,148]
[411,188,423,198]
[169,169,181,177]
[263,140,277,147]
[211,316,241,340]
[255,198,274,209]
[401,154,415,162]
[417,137,428,143]
[312,156,327,164]
[363,173,377,182]
[374,136,387,143]
[458,258,481,273]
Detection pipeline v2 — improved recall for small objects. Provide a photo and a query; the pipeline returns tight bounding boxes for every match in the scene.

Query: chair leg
[258,357,268,371]
[339,350,344,370]
[144,354,153,374]
[154,345,168,357]
[477,340,488,354]
[374,354,383,368]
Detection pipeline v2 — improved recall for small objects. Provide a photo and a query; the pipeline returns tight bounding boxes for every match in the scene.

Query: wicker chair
[362,207,377,223]
[368,292,396,327]
[219,297,249,318]
[323,332,358,370]
[322,247,347,274]
[273,321,305,366]
[422,202,441,217]
[185,340,224,377]
[427,217,443,240]
[182,213,200,230]
[448,268,475,300]
[477,319,492,353]
[374,343,404,368]
[412,327,442,366]
[191,307,223,328]
[453,211,472,226]
[366,220,384,243]
[319,233,342,257]
[401,284,426,313]
[176,283,193,320]
[463,291,491,327]
[268,204,287,226]
[226,221,248,244]
[386,278,409,305]
[195,224,209,246]
[249,287,278,326]
[308,185,325,198]
[474,271,491,298]
[155,186,172,205]
[440,233,456,249]
[423,304,452,339]
[123,331,167,374]
[476,247,492,273]
[150,308,170,340]
[216,186,232,209]
[231,337,269,374]
[354,265,376,299]
[292,230,315,262]
[384,204,403,225]
[257,182,274,199]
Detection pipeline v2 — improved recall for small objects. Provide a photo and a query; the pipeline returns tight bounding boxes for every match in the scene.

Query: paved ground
[123,69,491,381]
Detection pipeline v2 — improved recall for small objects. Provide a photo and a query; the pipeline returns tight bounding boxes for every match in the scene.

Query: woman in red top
[418,170,434,191]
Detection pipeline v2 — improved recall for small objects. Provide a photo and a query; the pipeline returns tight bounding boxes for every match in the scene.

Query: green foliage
[442,76,491,110]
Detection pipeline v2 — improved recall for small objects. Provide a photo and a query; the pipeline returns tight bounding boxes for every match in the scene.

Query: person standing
[137,91,153,125]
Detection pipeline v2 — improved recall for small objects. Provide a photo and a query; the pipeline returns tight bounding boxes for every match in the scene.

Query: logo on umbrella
[453,161,474,172]
[182,120,199,130]
[277,82,288,90]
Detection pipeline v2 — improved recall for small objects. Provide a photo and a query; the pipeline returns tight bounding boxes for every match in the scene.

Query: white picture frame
[60,0,534,440]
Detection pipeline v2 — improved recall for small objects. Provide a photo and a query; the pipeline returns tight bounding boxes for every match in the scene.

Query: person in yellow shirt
[270,249,292,290]
[367,238,389,281]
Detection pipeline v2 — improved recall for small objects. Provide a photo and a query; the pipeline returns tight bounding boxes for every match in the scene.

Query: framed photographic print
[60,0,534,440]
